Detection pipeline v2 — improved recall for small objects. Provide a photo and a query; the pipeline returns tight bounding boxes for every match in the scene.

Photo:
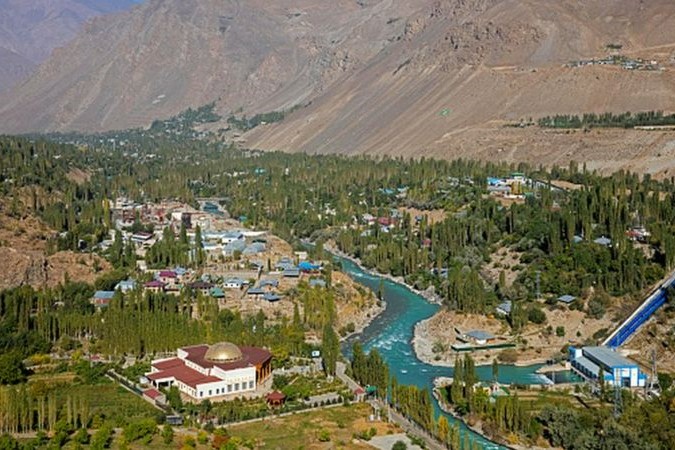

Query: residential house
[92,291,115,308]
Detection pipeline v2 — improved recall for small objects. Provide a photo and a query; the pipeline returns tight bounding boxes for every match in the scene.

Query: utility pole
[536,270,541,299]
[647,349,659,394]
[614,369,623,418]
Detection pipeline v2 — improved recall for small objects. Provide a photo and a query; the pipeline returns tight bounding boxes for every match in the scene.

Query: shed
[465,330,496,345]
[557,294,576,304]
[496,300,512,316]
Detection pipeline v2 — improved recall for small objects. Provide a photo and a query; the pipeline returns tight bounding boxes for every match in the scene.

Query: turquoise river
[337,255,548,450]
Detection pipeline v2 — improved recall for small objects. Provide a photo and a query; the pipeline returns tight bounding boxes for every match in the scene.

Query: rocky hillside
[0,0,428,132]
[0,0,139,91]
[246,0,675,171]
[1,0,675,172]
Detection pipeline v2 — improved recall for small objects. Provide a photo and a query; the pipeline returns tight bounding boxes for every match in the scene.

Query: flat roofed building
[146,342,272,401]
[570,346,646,388]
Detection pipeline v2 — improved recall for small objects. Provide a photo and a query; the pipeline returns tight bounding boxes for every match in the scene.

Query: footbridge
[603,271,675,348]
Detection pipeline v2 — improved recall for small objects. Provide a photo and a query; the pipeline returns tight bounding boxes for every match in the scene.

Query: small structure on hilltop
[557,294,576,305]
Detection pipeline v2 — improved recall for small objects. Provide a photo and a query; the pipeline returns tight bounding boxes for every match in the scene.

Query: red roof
[145,280,166,288]
[266,390,286,401]
[159,271,177,278]
[181,344,272,372]
[354,387,365,395]
[144,388,163,400]
[147,363,221,388]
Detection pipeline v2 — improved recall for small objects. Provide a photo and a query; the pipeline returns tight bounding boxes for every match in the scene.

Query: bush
[393,440,408,450]
[318,429,331,442]
[556,326,566,337]
[123,419,157,444]
[527,307,547,324]
[497,349,519,364]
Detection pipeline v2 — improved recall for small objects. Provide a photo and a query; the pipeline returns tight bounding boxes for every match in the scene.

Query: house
[282,268,301,278]
[464,330,496,345]
[144,280,166,293]
[361,213,376,225]
[557,294,576,304]
[247,287,266,297]
[189,281,213,295]
[569,346,646,388]
[496,300,512,317]
[210,287,226,299]
[275,257,296,271]
[115,280,137,293]
[92,291,115,308]
[263,293,282,302]
[222,231,245,244]
[243,243,266,255]
[258,279,279,289]
[146,342,272,401]
[224,278,247,289]
[131,232,154,245]
[222,239,247,256]
[298,261,320,273]
[593,236,612,247]
[309,279,327,288]
[158,270,178,285]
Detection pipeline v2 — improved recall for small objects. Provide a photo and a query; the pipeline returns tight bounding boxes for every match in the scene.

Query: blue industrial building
[570,346,646,388]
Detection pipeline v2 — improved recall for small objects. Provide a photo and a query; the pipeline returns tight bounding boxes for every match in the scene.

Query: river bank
[325,244,444,305]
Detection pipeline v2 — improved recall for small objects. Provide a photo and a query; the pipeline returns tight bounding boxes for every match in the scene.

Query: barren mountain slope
[0,0,428,133]
[244,0,675,173]
[0,0,138,91]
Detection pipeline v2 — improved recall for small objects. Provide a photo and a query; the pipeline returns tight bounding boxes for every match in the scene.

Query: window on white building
[235,383,240,391]
[228,385,232,392]
[249,381,254,389]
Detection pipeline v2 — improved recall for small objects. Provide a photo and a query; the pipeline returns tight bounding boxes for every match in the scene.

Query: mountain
[245,0,675,170]
[0,0,428,132]
[0,0,139,91]
[1,0,675,173]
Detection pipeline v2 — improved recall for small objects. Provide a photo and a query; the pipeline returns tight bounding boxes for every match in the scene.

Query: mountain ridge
[1,0,675,175]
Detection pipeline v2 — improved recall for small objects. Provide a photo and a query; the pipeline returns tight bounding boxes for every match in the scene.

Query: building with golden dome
[146,342,272,401]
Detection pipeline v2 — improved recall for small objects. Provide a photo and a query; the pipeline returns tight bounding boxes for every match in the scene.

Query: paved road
[335,362,446,450]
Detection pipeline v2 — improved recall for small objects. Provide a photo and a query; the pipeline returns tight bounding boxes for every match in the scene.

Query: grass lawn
[227,403,400,449]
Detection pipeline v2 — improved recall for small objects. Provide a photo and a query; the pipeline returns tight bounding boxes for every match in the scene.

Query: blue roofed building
[263,293,282,302]
[92,290,115,308]
[298,261,321,272]
[282,268,301,278]
[115,280,137,293]
[309,279,327,288]
[557,294,576,304]
[464,330,496,345]
[570,346,646,388]
[496,300,512,316]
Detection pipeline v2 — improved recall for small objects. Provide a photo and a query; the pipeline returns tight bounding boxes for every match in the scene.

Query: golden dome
[204,342,243,363]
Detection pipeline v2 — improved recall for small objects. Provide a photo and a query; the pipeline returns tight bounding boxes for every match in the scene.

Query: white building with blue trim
[569,346,646,388]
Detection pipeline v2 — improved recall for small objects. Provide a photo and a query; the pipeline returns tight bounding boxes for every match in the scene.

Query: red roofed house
[144,280,166,293]
[158,270,178,285]
[146,342,272,402]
